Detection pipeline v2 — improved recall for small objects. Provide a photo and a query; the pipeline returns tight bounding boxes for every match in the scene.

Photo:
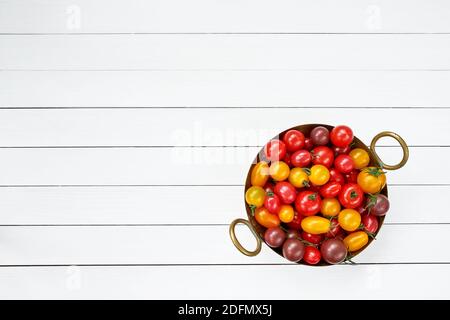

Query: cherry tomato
[338,209,362,232]
[301,216,331,234]
[349,148,370,170]
[295,191,322,216]
[304,137,314,150]
[320,198,341,217]
[362,214,379,234]
[309,164,330,186]
[321,239,347,264]
[283,130,305,152]
[287,211,304,230]
[264,139,286,162]
[278,204,295,223]
[274,181,297,204]
[302,231,323,245]
[311,146,334,168]
[310,126,330,146]
[245,186,265,208]
[255,207,280,228]
[325,219,343,238]
[250,161,269,187]
[286,229,300,239]
[264,227,286,248]
[357,167,386,194]
[290,149,312,168]
[343,231,369,252]
[329,168,345,186]
[334,154,355,174]
[288,167,309,188]
[269,161,290,181]
[283,239,305,262]
[367,194,390,216]
[345,170,359,183]
[339,183,364,209]
[319,181,342,198]
[263,181,275,194]
[332,145,351,157]
[330,125,353,147]
[303,246,321,265]
[283,152,291,166]
[264,192,281,214]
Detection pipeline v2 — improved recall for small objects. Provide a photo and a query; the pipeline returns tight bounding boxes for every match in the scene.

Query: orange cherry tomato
[321,198,341,217]
[349,148,370,170]
[254,207,280,228]
[245,186,265,208]
[309,164,330,186]
[343,231,369,252]
[278,204,295,223]
[338,209,361,232]
[288,167,309,188]
[251,161,269,187]
[301,216,331,234]
[269,161,290,181]
[357,167,387,194]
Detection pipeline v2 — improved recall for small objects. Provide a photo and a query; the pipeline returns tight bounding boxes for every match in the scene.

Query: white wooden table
[0,0,449,299]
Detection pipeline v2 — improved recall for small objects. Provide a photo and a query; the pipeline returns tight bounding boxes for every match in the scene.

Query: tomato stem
[302,180,310,188]
[308,193,317,201]
[302,168,311,176]
[249,205,256,215]
[266,191,274,197]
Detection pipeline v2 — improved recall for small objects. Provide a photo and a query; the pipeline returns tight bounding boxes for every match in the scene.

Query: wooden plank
[0,185,447,225]
[2,34,450,70]
[1,71,450,108]
[1,0,449,33]
[0,147,444,185]
[0,264,449,299]
[0,224,448,264]
[0,108,448,146]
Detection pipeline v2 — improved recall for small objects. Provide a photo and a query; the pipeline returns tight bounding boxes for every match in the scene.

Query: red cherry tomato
[304,137,314,151]
[339,183,364,209]
[332,145,351,157]
[287,211,304,230]
[302,231,323,245]
[362,214,379,234]
[295,191,322,216]
[319,181,342,198]
[311,146,334,168]
[330,125,353,147]
[283,130,305,152]
[334,154,355,174]
[290,149,312,168]
[283,152,292,166]
[264,192,281,214]
[264,139,286,162]
[325,219,343,238]
[345,170,359,183]
[329,168,346,186]
[274,181,297,204]
[303,246,321,265]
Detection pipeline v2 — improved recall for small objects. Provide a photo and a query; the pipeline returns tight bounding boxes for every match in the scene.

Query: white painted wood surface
[0,0,449,299]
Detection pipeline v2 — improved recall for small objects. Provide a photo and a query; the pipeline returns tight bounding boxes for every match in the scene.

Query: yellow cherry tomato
[255,207,280,228]
[344,231,369,252]
[321,198,341,217]
[278,205,294,223]
[349,148,370,170]
[245,186,265,208]
[309,164,330,186]
[338,209,361,232]
[269,161,290,181]
[301,216,331,234]
[288,167,309,188]
[251,161,269,187]
[357,167,387,194]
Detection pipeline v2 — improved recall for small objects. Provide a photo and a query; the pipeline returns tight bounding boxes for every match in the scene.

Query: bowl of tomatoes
[229,124,409,265]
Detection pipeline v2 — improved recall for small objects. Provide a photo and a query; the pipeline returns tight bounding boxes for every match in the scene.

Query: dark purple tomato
[310,126,330,146]
[291,149,312,168]
[367,194,390,216]
[320,239,347,264]
[264,227,286,248]
[282,239,305,262]
[286,229,300,239]
[303,246,321,265]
